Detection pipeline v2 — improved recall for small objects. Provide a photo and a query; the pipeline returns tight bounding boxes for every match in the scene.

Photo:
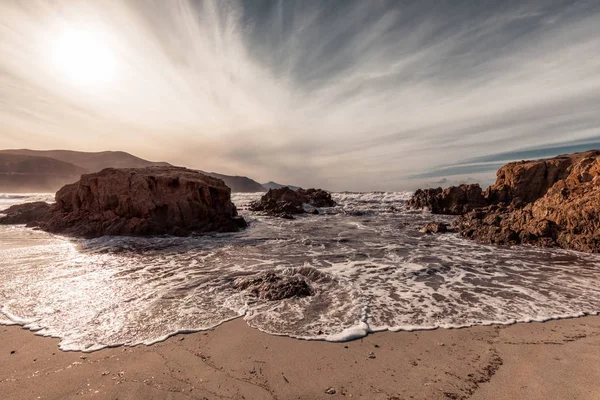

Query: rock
[485,154,577,204]
[0,202,52,226]
[455,150,600,253]
[37,166,245,238]
[420,222,449,234]
[368,352,376,359]
[234,270,315,301]
[325,387,337,395]
[408,184,487,215]
[250,187,336,216]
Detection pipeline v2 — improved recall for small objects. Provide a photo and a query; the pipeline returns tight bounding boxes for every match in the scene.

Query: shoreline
[3,316,600,399]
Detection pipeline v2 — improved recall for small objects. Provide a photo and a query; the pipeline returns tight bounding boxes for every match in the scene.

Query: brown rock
[250,187,336,216]
[456,150,600,252]
[0,202,52,226]
[38,166,246,238]
[420,222,449,234]
[408,184,487,215]
[234,270,314,301]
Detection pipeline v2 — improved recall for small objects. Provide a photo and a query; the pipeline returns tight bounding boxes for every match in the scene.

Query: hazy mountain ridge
[262,181,302,191]
[0,149,171,171]
[199,171,266,193]
[0,149,267,193]
[0,153,87,192]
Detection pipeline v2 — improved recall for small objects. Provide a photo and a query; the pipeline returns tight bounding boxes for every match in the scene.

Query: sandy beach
[2,316,599,400]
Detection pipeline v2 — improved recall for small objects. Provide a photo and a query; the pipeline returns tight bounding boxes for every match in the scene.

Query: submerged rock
[234,270,315,301]
[250,187,336,216]
[420,222,449,234]
[23,166,246,238]
[0,202,52,226]
[407,184,487,215]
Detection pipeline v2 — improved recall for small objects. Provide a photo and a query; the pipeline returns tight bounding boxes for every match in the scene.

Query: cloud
[1,0,600,190]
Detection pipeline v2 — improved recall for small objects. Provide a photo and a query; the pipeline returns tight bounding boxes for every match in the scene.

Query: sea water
[1,192,599,351]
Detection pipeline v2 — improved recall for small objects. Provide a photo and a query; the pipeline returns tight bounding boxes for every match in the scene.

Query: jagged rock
[250,187,336,216]
[35,166,245,238]
[485,154,578,204]
[0,202,52,226]
[234,271,314,301]
[408,184,487,215]
[456,150,600,253]
[420,222,449,234]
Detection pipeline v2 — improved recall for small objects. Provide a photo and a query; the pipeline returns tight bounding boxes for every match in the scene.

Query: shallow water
[1,192,599,351]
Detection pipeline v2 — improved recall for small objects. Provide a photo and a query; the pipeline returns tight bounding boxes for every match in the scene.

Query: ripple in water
[1,192,600,351]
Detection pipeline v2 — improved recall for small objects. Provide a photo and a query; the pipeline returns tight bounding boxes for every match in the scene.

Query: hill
[262,181,302,191]
[0,149,267,193]
[0,154,87,192]
[0,149,171,171]
[199,171,266,193]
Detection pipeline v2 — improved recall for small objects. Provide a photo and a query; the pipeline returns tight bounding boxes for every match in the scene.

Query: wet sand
[2,316,600,400]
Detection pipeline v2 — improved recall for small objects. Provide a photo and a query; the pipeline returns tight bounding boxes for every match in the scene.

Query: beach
[2,316,599,400]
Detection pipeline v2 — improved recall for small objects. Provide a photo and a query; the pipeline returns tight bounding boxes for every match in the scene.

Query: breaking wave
[1,192,600,351]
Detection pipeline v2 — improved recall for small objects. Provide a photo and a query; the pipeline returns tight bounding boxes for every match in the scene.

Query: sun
[52,28,117,86]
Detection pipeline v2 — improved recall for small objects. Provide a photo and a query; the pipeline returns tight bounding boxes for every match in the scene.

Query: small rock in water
[325,387,337,395]
[368,352,376,359]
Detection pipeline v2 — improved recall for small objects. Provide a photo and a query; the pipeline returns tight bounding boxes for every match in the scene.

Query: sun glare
[52,28,117,86]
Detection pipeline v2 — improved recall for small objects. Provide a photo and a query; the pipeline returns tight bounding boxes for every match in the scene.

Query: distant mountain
[0,149,171,171]
[0,149,267,194]
[262,181,301,191]
[0,153,87,192]
[199,171,266,193]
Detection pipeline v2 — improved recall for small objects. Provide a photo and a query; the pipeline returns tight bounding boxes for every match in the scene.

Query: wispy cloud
[1,0,600,190]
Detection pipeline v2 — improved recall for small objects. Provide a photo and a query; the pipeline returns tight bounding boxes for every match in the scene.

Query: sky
[1,0,600,191]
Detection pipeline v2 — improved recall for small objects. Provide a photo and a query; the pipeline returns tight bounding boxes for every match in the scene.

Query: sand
[1,316,600,400]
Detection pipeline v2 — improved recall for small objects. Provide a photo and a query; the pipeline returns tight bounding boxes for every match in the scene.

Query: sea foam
[1,192,600,351]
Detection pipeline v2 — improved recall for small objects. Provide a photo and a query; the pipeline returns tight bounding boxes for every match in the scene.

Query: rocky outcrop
[420,222,450,234]
[456,151,600,252]
[250,187,336,217]
[410,150,600,253]
[26,167,246,238]
[0,202,52,226]
[234,271,314,301]
[485,154,577,204]
[407,184,487,215]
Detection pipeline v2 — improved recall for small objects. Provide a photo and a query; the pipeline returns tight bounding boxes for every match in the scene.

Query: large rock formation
[407,184,487,215]
[0,202,52,226]
[410,150,600,253]
[1,167,246,238]
[250,187,336,217]
[456,150,600,252]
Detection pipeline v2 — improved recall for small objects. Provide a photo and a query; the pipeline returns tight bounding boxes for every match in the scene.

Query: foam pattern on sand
[1,192,600,351]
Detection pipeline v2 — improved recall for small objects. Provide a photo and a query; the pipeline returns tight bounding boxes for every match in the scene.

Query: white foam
[2,191,600,350]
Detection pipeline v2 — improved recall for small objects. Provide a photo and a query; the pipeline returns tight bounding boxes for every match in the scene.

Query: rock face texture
[0,202,52,226]
[410,150,600,253]
[420,222,449,234]
[32,167,245,238]
[457,150,600,252]
[407,184,487,215]
[234,270,315,301]
[250,187,336,217]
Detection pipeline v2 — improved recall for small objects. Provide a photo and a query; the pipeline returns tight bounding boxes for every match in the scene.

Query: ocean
[1,192,599,352]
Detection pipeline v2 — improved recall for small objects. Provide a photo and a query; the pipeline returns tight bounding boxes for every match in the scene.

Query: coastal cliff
[410,150,600,253]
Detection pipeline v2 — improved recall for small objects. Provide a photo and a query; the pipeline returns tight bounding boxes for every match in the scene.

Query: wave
[2,191,600,351]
